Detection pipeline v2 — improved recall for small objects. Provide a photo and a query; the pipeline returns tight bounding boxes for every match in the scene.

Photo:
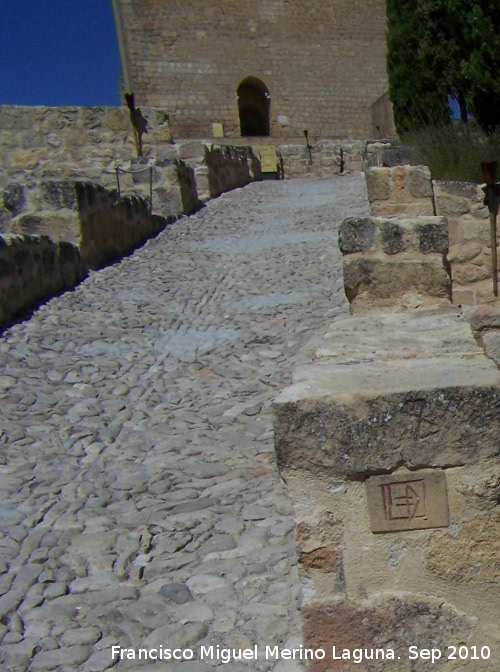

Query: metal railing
[115,164,153,215]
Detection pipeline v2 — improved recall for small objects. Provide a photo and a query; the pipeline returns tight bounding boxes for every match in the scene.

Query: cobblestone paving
[0,175,369,672]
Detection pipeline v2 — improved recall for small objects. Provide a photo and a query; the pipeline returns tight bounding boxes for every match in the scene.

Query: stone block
[381,144,415,167]
[366,470,449,532]
[276,380,500,479]
[274,311,500,480]
[433,179,479,200]
[3,183,25,214]
[453,265,490,285]
[467,304,500,331]
[365,167,390,202]
[415,220,448,254]
[10,213,81,247]
[407,165,433,199]
[481,330,500,366]
[302,597,475,672]
[338,217,376,254]
[448,243,482,263]
[426,512,500,582]
[379,219,405,254]
[42,181,78,210]
[103,106,129,131]
[460,218,491,244]
[9,149,40,170]
[434,194,471,216]
[175,141,206,160]
[452,287,476,306]
[371,201,435,216]
[343,255,451,308]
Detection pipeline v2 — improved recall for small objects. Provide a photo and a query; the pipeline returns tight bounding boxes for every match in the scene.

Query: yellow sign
[211,123,224,138]
[254,145,278,172]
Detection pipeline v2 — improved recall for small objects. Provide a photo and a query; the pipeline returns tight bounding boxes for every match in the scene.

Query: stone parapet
[76,183,169,270]
[127,157,201,217]
[277,140,364,178]
[363,140,415,169]
[0,180,169,324]
[0,234,85,325]
[433,180,496,306]
[339,215,451,312]
[0,140,262,325]
[366,165,435,216]
[274,308,500,670]
[196,144,262,201]
[3,180,169,270]
[108,144,260,210]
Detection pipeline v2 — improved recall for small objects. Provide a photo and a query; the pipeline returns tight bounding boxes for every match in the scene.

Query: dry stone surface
[0,175,369,671]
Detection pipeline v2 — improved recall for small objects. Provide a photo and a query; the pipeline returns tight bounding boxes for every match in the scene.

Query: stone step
[274,307,500,479]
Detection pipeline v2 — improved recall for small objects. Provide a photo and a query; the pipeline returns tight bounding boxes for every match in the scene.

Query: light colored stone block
[366,470,449,533]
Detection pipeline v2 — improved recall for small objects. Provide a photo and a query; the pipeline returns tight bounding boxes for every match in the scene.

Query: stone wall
[366,165,435,216]
[2,179,169,266]
[0,181,171,325]
[434,180,497,306]
[112,0,389,139]
[0,234,85,325]
[0,132,262,325]
[339,215,451,312]
[274,309,500,670]
[278,140,365,178]
[365,166,500,307]
[0,105,172,179]
[127,144,261,208]
[174,143,262,201]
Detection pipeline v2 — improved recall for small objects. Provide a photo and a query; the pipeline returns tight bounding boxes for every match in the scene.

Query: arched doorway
[237,77,270,136]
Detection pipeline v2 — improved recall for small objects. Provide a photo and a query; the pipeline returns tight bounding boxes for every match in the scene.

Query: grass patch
[401,121,500,183]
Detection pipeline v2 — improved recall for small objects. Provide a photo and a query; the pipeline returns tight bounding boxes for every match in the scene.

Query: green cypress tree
[387,0,500,134]
[386,0,450,134]
[463,2,500,132]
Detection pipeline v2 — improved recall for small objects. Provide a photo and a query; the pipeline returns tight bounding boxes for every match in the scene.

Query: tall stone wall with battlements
[112,0,390,139]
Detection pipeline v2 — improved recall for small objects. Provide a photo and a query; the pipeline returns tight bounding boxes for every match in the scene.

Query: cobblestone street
[0,175,369,672]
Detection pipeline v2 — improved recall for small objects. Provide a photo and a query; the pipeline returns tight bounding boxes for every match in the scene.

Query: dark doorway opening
[237,77,270,136]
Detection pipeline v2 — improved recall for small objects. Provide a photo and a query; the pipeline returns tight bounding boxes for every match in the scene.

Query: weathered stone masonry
[112,0,390,139]
[0,106,262,326]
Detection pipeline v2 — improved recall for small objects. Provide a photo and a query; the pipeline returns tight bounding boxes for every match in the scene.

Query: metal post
[115,166,121,198]
[149,166,153,215]
[303,129,313,166]
[490,211,498,297]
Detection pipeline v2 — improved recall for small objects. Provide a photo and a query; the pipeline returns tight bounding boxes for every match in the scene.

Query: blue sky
[0,0,122,106]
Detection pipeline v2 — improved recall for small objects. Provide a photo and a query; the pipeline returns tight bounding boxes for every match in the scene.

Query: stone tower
[112,0,391,139]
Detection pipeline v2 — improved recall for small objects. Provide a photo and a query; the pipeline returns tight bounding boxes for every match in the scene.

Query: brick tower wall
[112,0,390,139]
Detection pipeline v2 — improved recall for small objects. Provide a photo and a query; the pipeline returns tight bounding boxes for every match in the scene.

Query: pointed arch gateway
[237,77,270,136]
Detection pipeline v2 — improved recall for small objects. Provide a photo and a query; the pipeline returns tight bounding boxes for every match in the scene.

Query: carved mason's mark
[366,470,449,533]
[380,479,426,521]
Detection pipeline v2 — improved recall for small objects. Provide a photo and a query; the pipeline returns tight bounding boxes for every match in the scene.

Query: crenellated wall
[277,140,365,178]
[0,234,85,326]
[0,124,262,326]
[365,165,500,307]
[433,180,497,306]
[339,215,451,312]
